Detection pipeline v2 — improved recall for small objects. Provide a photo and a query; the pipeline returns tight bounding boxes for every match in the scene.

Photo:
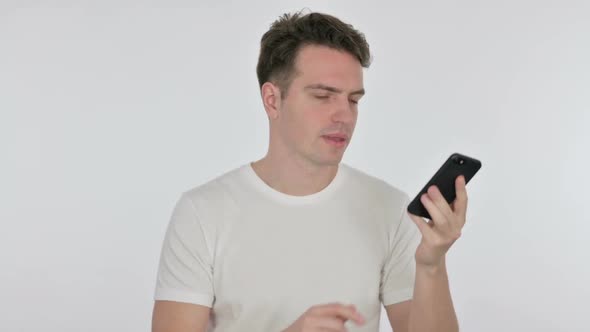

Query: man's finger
[409,212,435,240]
[312,304,365,325]
[426,185,454,221]
[454,175,468,223]
[312,316,348,331]
[421,193,446,226]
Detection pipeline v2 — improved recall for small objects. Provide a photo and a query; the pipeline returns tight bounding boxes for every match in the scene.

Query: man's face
[273,44,364,167]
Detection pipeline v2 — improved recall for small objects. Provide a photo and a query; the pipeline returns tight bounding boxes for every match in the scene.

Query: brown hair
[256,10,372,98]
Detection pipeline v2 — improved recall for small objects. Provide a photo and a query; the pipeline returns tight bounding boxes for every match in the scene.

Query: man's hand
[282,303,365,332]
[409,175,468,268]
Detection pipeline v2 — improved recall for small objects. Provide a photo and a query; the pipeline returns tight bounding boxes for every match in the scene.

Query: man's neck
[250,155,338,197]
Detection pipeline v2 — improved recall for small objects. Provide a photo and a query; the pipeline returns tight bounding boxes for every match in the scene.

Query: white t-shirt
[154,162,421,332]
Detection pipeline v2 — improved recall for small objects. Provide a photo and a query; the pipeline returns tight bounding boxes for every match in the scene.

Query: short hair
[256,11,372,98]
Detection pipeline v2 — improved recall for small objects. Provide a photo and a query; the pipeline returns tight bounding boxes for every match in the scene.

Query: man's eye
[349,99,359,105]
[315,95,330,99]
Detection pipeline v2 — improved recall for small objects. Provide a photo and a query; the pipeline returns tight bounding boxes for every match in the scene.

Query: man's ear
[261,82,282,120]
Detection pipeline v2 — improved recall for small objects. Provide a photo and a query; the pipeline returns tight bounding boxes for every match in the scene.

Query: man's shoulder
[341,163,410,203]
[181,163,248,203]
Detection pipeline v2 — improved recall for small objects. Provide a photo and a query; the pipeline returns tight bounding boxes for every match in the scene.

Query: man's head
[256,11,372,167]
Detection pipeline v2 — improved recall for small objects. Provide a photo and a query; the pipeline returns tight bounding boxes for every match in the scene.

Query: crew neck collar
[241,162,347,205]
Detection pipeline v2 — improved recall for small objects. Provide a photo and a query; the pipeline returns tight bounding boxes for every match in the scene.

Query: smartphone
[407,153,482,220]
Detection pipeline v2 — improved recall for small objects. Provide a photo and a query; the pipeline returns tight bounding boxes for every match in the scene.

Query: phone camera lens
[459,159,464,165]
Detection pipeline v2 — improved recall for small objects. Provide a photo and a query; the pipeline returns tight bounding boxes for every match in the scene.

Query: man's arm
[386,175,469,332]
[385,260,458,332]
[152,300,210,332]
[385,300,411,332]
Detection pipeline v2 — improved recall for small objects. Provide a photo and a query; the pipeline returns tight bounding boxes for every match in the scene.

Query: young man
[152,11,466,332]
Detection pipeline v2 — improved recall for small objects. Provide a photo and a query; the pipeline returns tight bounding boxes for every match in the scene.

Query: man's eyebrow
[304,84,365,96]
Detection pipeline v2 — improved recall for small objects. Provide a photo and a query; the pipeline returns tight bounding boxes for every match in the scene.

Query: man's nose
[331,97,355,124]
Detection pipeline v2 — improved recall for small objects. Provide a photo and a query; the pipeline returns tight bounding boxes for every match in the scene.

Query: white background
[1,1,589,331]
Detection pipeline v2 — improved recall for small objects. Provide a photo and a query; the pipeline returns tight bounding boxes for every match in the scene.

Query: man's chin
[312,154,345,167]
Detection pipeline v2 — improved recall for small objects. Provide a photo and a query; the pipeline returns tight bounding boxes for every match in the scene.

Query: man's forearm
[408,258,459,332]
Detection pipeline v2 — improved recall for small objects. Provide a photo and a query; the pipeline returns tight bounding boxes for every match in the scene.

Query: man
[152,11,466,332]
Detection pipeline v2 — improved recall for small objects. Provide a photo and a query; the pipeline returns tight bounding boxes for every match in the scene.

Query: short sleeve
[379,194,421,306]
[153,194,215,307]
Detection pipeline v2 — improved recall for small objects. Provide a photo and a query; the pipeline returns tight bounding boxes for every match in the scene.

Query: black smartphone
[407,153,482,220]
